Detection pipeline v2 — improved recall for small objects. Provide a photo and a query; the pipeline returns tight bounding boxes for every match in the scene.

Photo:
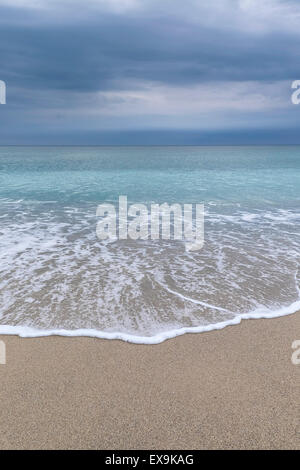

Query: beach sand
[0,312,299,450]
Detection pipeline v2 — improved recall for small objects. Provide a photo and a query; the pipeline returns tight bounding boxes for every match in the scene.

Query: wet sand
[0,312,299,449]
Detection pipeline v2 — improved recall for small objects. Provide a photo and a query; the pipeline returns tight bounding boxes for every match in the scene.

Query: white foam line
[0,300,299,345]
[157,282,232,313]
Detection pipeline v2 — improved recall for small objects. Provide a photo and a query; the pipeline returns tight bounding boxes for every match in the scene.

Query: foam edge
[0,300,299,345]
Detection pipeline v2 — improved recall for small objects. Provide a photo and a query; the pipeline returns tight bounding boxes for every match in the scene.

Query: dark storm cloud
[0,6,299,93]
[0,0,300,144]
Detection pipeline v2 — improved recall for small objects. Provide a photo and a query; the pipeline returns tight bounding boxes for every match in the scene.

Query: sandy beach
[0,312,299,450]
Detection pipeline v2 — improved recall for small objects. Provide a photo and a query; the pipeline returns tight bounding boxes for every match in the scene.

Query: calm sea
[0,146,299,343]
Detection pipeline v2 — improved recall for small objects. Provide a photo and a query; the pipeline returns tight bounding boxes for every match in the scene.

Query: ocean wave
[0,299,299,344]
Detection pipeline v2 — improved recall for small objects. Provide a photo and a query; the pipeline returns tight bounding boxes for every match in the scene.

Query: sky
[0,0,300,145]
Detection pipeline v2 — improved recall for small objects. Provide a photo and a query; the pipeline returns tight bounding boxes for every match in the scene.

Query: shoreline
[0,312,299,449]
[0,299,300,344]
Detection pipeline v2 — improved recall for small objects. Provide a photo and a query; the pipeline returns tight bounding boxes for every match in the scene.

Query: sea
[0,146,299,343]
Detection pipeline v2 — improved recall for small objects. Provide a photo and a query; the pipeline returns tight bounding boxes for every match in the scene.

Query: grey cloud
[0,0,300,143]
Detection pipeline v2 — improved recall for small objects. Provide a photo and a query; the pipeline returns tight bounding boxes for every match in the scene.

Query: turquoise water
[0,146,299,342]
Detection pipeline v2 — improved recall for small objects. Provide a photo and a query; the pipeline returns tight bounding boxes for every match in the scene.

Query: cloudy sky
[0,0,300,144]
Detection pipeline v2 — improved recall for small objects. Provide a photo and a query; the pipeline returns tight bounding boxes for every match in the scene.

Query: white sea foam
[156,282,234,313]
[0,300,299,344]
